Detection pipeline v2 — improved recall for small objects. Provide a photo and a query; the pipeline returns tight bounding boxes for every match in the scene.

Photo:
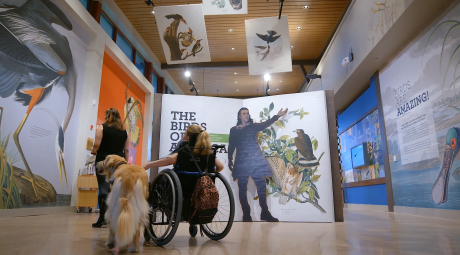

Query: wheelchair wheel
[147,169,182,246]
[201,172,235,240]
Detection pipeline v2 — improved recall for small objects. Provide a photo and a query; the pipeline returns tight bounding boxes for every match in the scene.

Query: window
[79,0,89,10]
[117,32,134,61]
[100,13,114,39]
[135,53,146,75]
[151,73,158,93]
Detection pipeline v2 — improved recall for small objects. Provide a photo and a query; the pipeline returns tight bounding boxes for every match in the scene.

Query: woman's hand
[277,108,288,117]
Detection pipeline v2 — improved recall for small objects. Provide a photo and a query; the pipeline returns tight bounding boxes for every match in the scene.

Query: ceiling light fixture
[185,70,191,77]
[290,46,294,48]
[303,5,309,9]
[231,48,235,50]
[234,72,238,75]
[228,29,233,32]
[150,8,155,14]
[236,89,239,91]
[296,27,302,30]
[277,88,280,90]
[264,73,271,81]
[235,81,238,83]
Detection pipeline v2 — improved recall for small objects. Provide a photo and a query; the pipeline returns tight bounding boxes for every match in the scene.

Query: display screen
[351,143,368,168]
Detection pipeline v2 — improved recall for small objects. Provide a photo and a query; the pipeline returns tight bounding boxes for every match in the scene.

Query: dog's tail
[116,180,150,247]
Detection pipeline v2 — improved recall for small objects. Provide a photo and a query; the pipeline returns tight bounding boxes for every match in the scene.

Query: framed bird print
[154,4,211,65]
[245,16,292,75]
[202,0,248,15]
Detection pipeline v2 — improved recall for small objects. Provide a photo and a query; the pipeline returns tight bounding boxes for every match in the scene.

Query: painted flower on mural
[123,83,144,147]
[257,102,326,213]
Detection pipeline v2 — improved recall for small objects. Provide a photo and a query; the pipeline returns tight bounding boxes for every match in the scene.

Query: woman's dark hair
[236,107,253,126]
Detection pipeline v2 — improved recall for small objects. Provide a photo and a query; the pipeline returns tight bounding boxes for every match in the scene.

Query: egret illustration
[432,127,460,204]
[0,0,76,196]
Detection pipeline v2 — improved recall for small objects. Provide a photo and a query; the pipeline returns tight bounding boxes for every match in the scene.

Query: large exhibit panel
[97,53,146,166]
[378,2,460,212]
[158,91,336,222]
[0,0,90,209]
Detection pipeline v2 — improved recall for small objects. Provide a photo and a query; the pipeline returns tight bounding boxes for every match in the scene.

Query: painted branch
[181,47,203,60]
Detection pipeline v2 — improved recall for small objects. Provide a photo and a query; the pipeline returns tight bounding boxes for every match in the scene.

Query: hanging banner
[202,0,248,15]
[155,4,211,64]
[245,16,292,75]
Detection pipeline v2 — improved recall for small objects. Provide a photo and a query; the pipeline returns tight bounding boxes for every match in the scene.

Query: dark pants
[237,177,269,216]
[95,172,109,222]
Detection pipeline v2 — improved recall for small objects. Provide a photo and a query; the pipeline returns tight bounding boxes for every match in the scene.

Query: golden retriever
[96,155,150,254]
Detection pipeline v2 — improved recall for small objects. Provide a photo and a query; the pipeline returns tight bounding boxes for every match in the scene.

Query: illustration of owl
[124,83,144,147]
[266,157,303,205]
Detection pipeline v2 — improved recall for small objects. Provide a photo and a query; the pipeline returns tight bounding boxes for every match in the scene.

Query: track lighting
[185,70,191,77]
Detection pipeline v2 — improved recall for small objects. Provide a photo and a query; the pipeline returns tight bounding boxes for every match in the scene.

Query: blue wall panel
[338,82,377,134]
[343,184,388,205]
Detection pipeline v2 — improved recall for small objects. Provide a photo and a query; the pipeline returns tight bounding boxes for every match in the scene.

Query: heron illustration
[0,0,76,197]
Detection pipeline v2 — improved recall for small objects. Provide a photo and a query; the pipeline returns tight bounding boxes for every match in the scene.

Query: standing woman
[91,108,129,228]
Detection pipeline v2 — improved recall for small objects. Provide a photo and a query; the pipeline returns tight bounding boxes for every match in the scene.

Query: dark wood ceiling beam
[161,59,319,69]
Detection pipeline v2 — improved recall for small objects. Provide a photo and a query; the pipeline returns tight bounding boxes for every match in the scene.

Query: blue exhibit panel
[343,184,388,205]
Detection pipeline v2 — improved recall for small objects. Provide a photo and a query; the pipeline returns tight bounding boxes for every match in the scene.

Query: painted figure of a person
[228,107,288,222]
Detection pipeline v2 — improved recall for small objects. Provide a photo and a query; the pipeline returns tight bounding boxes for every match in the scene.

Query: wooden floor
[0,208,459,255]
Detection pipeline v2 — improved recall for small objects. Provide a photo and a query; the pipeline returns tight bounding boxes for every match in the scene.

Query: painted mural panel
[339,110,385,184]
[379,2,460,210]
[158,92,335,222]
[0,0,88,208]
[97,53,145,166]
[202,0,248,15]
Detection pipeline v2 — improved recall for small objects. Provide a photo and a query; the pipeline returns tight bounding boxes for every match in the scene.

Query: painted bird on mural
[191,40,202,56]
[179,28,195,47]
[124,83,144,147]
[230,0,242,10]
[0,0,76,196]
[294,129,320,168]
[165,14,187,24]
[266,157,303,205]
[255,45,270,61]
[256,30,281,45]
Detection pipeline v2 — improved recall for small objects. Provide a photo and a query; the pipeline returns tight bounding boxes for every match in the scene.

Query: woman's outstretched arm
[143,153,178,170]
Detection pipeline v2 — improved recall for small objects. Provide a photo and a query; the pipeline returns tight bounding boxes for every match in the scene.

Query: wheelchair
[144,144,235,246]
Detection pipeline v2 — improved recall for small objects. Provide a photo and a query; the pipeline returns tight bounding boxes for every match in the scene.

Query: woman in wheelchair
[143,124,224,220]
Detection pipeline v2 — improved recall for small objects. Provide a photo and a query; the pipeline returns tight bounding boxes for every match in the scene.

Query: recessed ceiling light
[236,89,239,91]
[235,81,238,83]
[279,80,283,82]
[277,88,280,90]
[228,29,233,32]
[290,46,294,48]
[296,27,302,30]
[150,10,155,14]
[231,48,235,50]
[303,5,309,9]
[234,72,238,75]
[184,71,191,77]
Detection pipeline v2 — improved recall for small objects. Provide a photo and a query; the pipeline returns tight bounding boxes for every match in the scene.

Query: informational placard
[202,0,248,15]
[245,16,292,75]
[396,105,439,165]
[155,4,211,64]
[159,92,335,222]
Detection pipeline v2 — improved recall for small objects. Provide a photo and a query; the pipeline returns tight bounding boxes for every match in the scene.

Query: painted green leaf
[309,187,315,201]
[300,114,304,120]
[300,181,310,187]
[275,121,283,129]
[263,129,271,137]
[312,139,318,151]
[259,112,263,118]
[264,108,269,115]
[262,146,269,151]
[286,151,293,163]
[297,185,310,194]
[311,175,321,182]
[269,102,274,112]
[289,138,296,144]
[280,135,290,141]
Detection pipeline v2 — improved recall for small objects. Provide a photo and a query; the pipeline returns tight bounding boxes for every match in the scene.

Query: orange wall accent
[97,52,146,165]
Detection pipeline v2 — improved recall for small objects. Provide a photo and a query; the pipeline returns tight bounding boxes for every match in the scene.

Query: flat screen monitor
[351,143,369,168]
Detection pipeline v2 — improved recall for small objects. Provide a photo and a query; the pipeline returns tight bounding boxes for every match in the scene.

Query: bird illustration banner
[245,16,292,75]
[157,92,335,222]
[154,4,211,65]
[202,0,248,15]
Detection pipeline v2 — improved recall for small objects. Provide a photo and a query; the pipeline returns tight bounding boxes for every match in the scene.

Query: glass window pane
[135,53,145,75]
[116,33,133,61]
[100,13,114,39]
[151,73,158,93]
[79,0,89,10]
